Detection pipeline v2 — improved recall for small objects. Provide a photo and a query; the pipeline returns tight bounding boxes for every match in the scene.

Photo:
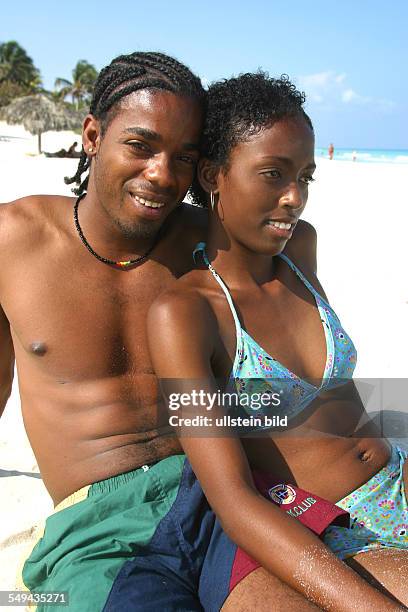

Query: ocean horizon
[1,128,407,165]
[316,147,408,164]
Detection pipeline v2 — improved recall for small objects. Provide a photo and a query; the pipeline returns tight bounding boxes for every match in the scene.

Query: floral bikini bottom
[324,445,408,559]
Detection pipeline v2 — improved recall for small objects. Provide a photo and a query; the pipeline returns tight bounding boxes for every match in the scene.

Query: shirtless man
[0,52,323,611]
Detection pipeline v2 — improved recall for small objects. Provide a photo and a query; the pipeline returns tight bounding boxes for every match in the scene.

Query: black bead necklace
[73,193,160,269]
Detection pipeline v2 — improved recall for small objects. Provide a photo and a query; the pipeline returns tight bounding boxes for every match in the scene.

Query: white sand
[0,121,407,594]
[0,123,80,595]
[304,157,408,378]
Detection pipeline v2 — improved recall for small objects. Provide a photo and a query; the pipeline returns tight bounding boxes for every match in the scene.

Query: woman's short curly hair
[190,71,312,207]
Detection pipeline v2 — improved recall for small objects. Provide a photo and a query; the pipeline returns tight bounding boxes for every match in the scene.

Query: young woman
[147,73,408,610]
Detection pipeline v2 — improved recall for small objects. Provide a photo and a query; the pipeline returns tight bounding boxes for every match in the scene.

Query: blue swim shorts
[22,455,256,611]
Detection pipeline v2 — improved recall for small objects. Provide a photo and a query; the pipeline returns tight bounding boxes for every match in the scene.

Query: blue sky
[2,0,407,149]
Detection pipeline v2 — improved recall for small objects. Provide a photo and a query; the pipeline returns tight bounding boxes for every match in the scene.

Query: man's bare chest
[3,259,177,380]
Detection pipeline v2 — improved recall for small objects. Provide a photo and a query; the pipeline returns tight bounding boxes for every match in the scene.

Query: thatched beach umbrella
[0,94,84,154]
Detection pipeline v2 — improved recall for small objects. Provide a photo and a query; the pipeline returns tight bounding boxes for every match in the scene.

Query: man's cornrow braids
[64,52,204,196]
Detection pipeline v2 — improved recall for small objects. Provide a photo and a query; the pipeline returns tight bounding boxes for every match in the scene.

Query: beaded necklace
[73,193,161,269]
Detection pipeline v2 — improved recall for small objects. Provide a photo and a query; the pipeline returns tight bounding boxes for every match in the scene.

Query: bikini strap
[277,252,324,302]
[193,242,243,340]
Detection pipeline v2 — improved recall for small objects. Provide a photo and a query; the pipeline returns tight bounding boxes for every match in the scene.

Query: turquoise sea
[1,131,407,165]
[316,148,408,164]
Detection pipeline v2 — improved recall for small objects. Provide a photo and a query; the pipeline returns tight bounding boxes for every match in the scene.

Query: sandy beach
[0,120,407,595]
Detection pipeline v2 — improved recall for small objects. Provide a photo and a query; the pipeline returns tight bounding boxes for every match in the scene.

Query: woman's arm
[147,289,402,611]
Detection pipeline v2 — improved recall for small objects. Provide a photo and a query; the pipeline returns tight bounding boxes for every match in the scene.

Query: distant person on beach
[66,141,78,156]
[148,73,408,610]
[328,142,334,159]
[44,141,81,158]
[0,52,328,612]
[352,150,357,162]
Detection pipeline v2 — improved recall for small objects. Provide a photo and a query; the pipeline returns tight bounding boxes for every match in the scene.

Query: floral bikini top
[193,242,357,425]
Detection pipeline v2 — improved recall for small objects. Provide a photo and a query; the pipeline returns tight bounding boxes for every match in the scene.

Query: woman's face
[215,115,315,255]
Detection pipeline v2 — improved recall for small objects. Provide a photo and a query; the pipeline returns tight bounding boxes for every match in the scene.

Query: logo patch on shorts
[268,484,297,505]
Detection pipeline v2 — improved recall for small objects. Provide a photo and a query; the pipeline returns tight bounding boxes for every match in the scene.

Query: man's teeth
[132,194,165,209]
[269,221,292,230]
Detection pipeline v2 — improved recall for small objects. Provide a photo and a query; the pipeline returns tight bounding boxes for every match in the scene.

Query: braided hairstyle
[190,71,313,207]
[65,51,206,196]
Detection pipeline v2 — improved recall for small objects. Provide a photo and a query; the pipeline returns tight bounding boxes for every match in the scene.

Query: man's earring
[210,191,215,211]
[88,146,94,153]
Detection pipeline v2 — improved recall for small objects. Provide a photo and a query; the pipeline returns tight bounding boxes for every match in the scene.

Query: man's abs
[18,372,181,505]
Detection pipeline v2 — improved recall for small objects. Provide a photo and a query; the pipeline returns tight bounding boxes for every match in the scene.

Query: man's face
[87,90,202,239]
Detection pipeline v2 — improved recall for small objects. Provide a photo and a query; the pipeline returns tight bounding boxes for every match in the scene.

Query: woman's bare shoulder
[283,219,317,274]
[149,270,219,337]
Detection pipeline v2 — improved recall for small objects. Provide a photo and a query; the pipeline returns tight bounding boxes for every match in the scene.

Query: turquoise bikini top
[193,242,357,424]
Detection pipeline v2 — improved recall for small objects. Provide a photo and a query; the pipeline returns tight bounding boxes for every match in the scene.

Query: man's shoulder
[174,202,208,230]
[0,194,74,249]
[0,194,74,221]
[163,202,208,259]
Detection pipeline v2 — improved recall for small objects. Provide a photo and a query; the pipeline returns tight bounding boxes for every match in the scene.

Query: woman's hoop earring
[218,200,224,222]
[210,191,215,211]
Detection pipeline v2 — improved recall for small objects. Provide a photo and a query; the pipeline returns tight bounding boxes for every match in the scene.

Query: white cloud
[377,98,397,111]
[298,70,394,112]
[298,71,334,89]
[342,88,372,104]
[311,94,323,103]
[342,89,358,103]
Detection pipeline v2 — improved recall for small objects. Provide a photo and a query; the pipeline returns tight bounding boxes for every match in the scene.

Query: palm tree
[0,41,41,89]
[55,60,98,109]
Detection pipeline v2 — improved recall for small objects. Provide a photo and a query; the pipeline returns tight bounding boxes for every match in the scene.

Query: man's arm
[0,202,18,417]
[0,303,14,417]
[147,290,402,611]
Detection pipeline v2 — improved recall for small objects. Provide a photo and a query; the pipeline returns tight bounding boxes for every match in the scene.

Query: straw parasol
[0,94,85,154]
